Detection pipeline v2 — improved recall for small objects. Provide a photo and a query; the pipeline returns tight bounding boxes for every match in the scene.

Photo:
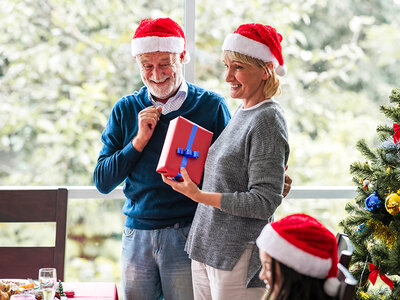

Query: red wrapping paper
[156,116,213,185]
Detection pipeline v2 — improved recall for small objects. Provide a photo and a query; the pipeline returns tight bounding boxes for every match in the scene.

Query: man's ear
[179,50,186,62]
[180,50,191,64]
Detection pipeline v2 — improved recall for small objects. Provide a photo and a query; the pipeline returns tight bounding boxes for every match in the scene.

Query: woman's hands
[161,167,201,201]
[162,167,222,208]
[162,165,292,207]
[282,166,292,198]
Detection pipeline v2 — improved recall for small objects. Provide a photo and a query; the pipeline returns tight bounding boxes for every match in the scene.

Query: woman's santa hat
[131,18,190,64]
[256,213,340,297]
[222,23,287,76]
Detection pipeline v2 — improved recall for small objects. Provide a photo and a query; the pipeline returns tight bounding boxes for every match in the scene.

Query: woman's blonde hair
[222,50,281,99]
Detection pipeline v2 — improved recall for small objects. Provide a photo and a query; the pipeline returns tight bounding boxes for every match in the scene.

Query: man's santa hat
[256,213,340,297]
[131,18,190,64]
[222,23,287,76]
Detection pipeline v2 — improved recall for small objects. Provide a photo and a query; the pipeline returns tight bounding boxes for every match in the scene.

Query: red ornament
[393,123,400,144]
[363,179,370,191]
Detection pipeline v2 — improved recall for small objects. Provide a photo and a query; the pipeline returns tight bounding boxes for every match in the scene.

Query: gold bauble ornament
[385,192,400,215]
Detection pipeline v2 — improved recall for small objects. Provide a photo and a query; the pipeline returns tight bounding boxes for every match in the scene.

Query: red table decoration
[157,116,213,185]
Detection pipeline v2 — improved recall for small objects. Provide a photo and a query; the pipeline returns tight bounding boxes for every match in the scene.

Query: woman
[256,213,340,300]
[162,23,290,299]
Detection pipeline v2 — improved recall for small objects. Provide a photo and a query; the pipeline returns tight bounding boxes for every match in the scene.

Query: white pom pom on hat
[131,18,190,64]
[222,23,287,76]
[256,213,340,297]
[324,277,341,297]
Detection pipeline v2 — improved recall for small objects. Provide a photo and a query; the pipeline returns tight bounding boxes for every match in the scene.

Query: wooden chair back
[337,263,358,300]
[336,233,354,269]
[0,188,68,281]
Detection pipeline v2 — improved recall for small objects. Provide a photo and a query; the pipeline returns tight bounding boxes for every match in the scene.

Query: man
[94,17,291,300]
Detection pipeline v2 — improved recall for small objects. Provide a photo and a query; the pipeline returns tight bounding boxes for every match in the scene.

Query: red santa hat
[222,23,287,76]
[131,18,190,64]
[256,213,340,297]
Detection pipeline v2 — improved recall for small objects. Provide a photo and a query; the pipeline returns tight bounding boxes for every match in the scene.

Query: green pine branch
[376,148,399,171]
[355,139,378,162]
[386,242,400,275]
[394,172,400,182]
[376,124,393,142]
[353,186,369,203]
[380,106,400,124]
[389,88,400,104]
[350,161,374,178]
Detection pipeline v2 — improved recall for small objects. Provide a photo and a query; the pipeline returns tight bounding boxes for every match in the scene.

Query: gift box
[156,116,213,185]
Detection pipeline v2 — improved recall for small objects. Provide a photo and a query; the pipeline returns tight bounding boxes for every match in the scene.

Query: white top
[148,81,188,115]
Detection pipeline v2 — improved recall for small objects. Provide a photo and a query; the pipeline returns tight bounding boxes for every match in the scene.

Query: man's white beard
[144,74,183,100]
[147,76,174,100]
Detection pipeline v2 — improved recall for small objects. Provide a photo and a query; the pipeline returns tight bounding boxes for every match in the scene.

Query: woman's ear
[262,62,274,80]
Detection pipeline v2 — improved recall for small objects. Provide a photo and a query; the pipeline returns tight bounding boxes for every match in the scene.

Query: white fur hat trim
[131,36,185,57]
[222,33,280,67]
[256,224,332,279]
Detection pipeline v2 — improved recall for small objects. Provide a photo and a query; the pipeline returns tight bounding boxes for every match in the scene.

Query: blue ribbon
[173,124,199,181]
[176,148,199,159]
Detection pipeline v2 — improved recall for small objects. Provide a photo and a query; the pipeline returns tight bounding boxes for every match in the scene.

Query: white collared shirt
[148,81,188,115]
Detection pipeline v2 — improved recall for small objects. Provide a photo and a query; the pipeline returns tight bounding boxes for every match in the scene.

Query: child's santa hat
[131,18,190,64]
[256,213,340,297]
[222,23,287,76]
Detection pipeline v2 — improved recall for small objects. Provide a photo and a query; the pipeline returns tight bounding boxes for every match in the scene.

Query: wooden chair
[336,233,354,269]
[337,263,358,300]
[0,188,68,281]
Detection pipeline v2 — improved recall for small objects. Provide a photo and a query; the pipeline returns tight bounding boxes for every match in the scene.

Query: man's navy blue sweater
[94,82,231,229]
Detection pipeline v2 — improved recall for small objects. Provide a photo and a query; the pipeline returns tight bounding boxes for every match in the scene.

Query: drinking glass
[38,268,57,300]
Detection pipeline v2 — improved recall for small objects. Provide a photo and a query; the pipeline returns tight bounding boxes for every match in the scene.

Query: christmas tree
[58,280,65,297]
[340,88,400,299]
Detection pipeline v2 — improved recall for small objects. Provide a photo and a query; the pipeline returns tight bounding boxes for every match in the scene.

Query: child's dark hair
[264,258,336,300]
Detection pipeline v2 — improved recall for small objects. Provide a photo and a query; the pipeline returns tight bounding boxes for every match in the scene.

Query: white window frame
[184,0,196,83]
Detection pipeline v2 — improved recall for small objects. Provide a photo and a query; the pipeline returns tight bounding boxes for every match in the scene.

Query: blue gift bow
[176,148,199,159]
[173,124,199,181]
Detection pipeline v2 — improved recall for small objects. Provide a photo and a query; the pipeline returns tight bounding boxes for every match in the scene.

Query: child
[256,213,340,300]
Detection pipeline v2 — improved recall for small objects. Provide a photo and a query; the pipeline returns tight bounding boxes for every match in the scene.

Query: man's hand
[132,106,162,152]
[283,165,292,198]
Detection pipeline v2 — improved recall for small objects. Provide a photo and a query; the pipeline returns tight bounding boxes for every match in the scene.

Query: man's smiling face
[137,52,183,103]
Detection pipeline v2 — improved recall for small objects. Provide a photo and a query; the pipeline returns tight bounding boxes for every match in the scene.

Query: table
[62,282,119,300]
